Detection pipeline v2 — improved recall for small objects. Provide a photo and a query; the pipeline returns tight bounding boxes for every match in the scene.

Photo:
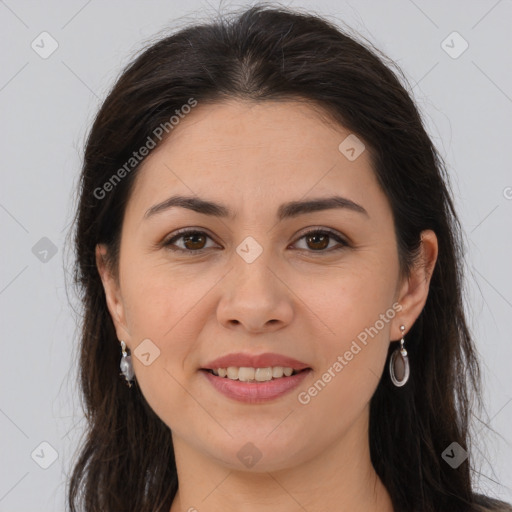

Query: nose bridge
[232,235,279,298]
[217,234,293,331]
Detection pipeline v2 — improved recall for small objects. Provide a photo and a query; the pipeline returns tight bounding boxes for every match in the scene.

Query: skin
[96,99,438,512]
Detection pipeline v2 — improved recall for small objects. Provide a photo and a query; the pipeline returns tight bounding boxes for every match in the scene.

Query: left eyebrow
[143,194,369,221]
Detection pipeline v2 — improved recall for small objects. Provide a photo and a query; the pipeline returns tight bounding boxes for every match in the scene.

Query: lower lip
[201,369,312,404]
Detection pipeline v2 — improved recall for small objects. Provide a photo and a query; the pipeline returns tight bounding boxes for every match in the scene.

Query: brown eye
[164,230,217,253]
[181,232,207,250]
[293,229,348,253]
[163,228,348,255]
[305,232,330,250]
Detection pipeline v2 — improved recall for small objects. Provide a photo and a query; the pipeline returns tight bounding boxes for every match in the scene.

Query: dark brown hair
[68,3,512,511]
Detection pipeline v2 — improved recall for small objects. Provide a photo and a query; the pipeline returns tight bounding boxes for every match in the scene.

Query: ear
[95,244,131,343]
[391,229,438,340]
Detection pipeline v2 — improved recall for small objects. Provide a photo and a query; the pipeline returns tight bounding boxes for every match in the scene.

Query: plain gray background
[0,0,511,510]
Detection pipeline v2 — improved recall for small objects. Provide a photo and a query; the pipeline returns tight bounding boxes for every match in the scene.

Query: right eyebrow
[143,194,369,221]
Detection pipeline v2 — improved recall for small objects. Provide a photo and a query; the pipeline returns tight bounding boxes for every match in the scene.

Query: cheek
[121,253,204,332]
[314,257,398,340]
[298,302,393,430]
[120,260,204,424]
[307,253,397,394]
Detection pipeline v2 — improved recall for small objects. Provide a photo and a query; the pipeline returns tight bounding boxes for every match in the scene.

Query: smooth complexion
[96,100,438,512]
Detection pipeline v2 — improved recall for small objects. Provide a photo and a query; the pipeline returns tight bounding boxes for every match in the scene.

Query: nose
[216,252,294,334]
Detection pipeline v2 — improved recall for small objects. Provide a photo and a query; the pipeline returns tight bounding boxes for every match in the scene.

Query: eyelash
[162,227,349,255]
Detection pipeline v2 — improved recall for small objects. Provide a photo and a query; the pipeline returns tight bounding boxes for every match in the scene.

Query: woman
[68,4,512,512]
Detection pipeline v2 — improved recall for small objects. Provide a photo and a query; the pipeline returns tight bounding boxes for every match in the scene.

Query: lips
[201,366,313,403]
[201,352,311,371]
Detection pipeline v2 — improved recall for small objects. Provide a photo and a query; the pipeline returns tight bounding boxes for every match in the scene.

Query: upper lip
[202,352,311,371]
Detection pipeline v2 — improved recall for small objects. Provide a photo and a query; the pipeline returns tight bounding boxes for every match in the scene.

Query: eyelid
[290,227,349,253]
[293,226,347,243]
[162,227,220,250]
[162,226,349,253]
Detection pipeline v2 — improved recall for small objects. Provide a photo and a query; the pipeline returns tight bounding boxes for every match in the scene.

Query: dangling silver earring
[389,325,410,387]
[119,340,135,387]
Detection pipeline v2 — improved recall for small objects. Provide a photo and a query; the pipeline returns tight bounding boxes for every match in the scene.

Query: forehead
[152,99,358,163]
[125,99,385,220]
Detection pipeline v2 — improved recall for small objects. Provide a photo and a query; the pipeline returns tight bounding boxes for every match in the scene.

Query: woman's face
[98,99,435,472]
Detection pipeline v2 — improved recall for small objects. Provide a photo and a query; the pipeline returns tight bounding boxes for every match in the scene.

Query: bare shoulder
[472,494,512,512]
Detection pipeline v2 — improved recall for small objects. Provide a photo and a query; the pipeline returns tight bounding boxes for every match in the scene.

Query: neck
[169,408,394,512]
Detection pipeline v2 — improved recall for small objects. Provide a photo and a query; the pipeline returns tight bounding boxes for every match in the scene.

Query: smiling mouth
[202,367,309,382]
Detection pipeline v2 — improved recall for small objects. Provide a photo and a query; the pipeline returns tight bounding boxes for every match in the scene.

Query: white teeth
[226,367,238,379]
[255,367,273,382]
[272,367,284,378]
[238,367,255,382]
[210,366,299,381]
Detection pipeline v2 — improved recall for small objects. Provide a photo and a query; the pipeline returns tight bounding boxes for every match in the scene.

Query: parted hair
[68,4,512,511]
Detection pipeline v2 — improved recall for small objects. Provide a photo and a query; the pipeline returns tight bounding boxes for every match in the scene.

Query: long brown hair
[68,4,512,511]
